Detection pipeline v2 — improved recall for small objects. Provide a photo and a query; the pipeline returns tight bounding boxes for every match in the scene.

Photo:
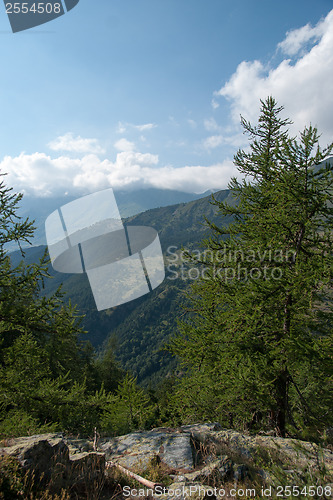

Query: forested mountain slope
[13,188,217,249]
[10,188,233,385]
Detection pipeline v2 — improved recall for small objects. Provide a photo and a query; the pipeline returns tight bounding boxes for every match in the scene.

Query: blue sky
[1,0,333,196]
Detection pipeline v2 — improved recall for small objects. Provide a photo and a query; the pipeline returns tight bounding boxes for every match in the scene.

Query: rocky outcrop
[191,426,333,475]
[1,424,332,497]
[0,433,105,492]
[99,425,208,471]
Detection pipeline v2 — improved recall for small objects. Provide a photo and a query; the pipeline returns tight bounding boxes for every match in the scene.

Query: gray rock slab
[0,433,105,491]
[100,428,194,471]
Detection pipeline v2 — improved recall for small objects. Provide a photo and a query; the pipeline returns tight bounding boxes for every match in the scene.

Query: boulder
[100,428,195,471]
[0,433,105,492]
[211,429,333,475]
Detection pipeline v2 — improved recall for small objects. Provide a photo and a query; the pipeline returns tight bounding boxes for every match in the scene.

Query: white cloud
[2,152,83,197]
[278,18,326,56]
[222,132,248,149]
[133,123,156,131]
[204,117,221,132]
[168,116,179,127]
[211,98,219,109]
[202,130,247,151]
[48,133,105,154]
[114,138,135,152]
[116,122,127,134]
[215,9,333,146]
[203,135,224,150]
[116,122,157,133]
[0,151,235,197]
[145,161,235,193]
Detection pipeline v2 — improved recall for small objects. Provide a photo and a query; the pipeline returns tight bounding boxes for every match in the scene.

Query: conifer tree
[0,175,152,437]
[0,174,97,435]
[169,97,333,438]
[0,173,86,379]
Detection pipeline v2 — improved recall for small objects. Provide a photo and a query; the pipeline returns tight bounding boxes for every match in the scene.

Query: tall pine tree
[0,174,98,435]
[169,97,333,438]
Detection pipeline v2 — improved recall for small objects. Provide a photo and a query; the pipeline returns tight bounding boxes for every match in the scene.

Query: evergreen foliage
[100,373,154,435]
[168,97,333,438]
[0,174,152,438]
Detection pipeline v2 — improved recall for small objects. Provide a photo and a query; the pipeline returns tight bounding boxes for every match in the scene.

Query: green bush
[0,409,58,440]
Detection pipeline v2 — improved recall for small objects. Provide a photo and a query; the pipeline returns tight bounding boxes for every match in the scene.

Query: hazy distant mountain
[14,188,220,248]
[114,187,217,217]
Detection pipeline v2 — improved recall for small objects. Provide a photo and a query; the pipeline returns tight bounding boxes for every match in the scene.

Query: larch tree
[169,97,333,438]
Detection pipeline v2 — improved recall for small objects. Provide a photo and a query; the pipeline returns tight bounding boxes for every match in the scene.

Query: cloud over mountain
[216,9,333,145]
[1,150,234,197]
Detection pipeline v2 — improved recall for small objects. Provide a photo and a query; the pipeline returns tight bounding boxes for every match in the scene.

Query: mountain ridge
[14,187,220,250]
[10,188,233,385]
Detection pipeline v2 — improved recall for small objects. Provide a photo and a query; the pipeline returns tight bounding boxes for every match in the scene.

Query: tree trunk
[275,369,289,437]
[274,293,292,437]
